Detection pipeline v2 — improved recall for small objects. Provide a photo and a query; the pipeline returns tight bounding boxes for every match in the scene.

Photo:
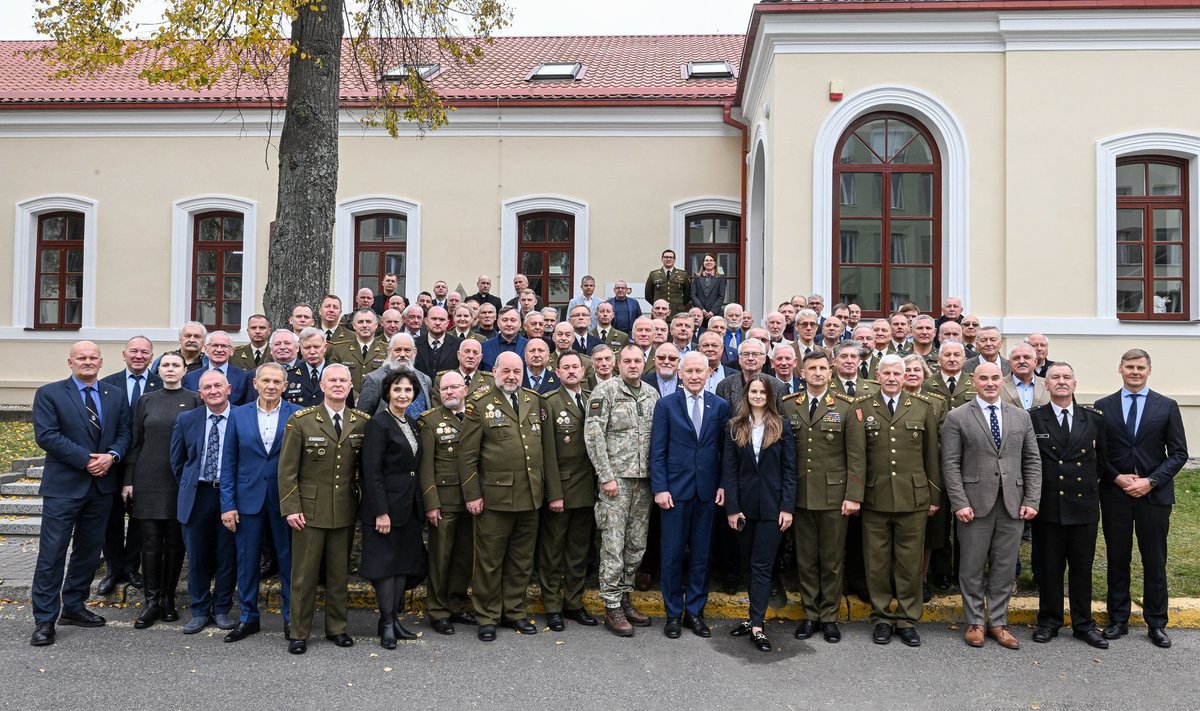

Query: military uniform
[321,323,356,344]
[230,343,272,374]
[284,363,326,408]
[583,378,659,609]
[644,267,692,316]
[779,389,866,624]
[277,404,368,641]
[451,329,488,344]
[859,391,941,629]
[589,326,629,350]
[434,369,494,400]
[459,385,562,627]
[417,406,474,623]
[327,338,388,393]
[923,373,976,412]
[548,350,592,374]
[828,374,880,599]
[829,377,879,399]
[537,387,597,616]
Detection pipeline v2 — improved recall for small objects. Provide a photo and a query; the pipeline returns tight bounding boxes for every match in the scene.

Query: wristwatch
[108,451,121,464]
[1147,478,1157,488]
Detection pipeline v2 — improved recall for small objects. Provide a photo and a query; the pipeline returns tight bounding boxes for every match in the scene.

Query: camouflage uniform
[583,377,659,608]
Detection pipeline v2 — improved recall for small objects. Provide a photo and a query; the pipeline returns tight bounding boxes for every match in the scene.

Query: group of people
[28,250,1189,656]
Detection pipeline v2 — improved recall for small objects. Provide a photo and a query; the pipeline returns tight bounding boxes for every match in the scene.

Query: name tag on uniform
[1035,433,1050,439]
[307,436,327,443]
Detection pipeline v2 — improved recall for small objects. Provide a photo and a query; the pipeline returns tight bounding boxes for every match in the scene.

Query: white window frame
[500,195,589,302]
[12,194,99,330]
[334,195,422,305]
[171,195,257,335]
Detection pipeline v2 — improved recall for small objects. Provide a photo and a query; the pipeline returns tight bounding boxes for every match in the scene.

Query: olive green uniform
[434,369,494,399]
[780,390,866,623]
[644,267,692,316]
[230,343,272,373]
[327,338,388,392]
[459,386,562,626]
[418,406,474,622]
[830,376,879,399]
[859,392,941,628]
[278,405,368,641]
[589,327,629,350]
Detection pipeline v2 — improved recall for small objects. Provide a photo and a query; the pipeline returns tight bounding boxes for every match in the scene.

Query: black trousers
[32,483,112,623]
[1032,519,1098,631]
[740,518,782,627]
[1101,495,1171,628]
[102,489,141,578]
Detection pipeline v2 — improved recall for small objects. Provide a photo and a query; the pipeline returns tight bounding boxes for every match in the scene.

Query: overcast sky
[0,1,755,40]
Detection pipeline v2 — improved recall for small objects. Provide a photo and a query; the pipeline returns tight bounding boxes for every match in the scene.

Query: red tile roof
[0,34,744,108]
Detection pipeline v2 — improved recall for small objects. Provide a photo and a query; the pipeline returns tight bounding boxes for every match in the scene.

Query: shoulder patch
[295,406,319,417]
[781,392,803,404]
[834,392,856,404]
[1081,404,1103,415]
[589,399,603,414]
[470,386,491,402]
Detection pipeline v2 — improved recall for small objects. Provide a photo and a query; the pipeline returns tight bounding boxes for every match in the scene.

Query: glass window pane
[1116,280,1144,313]
[384,252,405,276]
[196,275,217,299]
[527,276,544,297]
[223,276,242,300]
[891,134,933,165]
[66,249,83,273]
[837,266,882,312]
[196,250,217,274]
[548,278,570,305]
[1153,281,1183,314]
[687,218,713,244]
[1148,163,1182,196]
[358,217,381,243]
[1154,245,1184,278]
[41,216,64,241]
[40,250,60,273]
[889,266,933,312]
[63,300,82,325]
[520,251,543,275]
[521,219,545,243]
[40,275,61,298]
[38,299,59,323]
[838,135,882,165]
[886,119,917,163]
[839,174,883,217]
[717,253,738,279]
[383,216,406,242]
[548,219,571,242]
[838,220,883,263]
[1153,209,1183,242]
[549,251,570,276]
[358,251,379,276]
[65,275,82,299]
[1116,163,1145,197]
[195,301,216,325]
[715,218,736,243]
[890,174,933,217]
[1116,209,1143,243]
[1116,244,1144,277]
[198,217,221,242]
[224,251,243,275]
[223,216,244,241]
[64,215,85,241]
[890,221,934,264]
[223,301,242,327]
[853,120,887,161]
[358,276,379,292]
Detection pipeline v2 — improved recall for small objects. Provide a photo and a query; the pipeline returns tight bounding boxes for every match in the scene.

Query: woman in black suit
[690,253,726,325]
[721,374,796,651]
[360,367,427,649]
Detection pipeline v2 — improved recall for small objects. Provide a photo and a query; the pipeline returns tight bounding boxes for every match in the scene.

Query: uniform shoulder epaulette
[852,394,872,404]
[863,378,880,385]
[1029,402,1051,412]
[294,406,320,417]
[834,392,856,404]
[418,407,438,419]
[436,369,450,377]
[470,386,492,402]
[782,391,803,404]
[521,386,543,397]
[908,392,934,404]
[544,386,565,398]
[922,391,947,402]
[349,408,370,419]
[1081,404,1103,415]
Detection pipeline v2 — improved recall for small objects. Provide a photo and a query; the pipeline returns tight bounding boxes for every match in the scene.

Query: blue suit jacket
[170,405,229,524]
[481,335,528,372]
[33,377,130,498]
[1095,389,1189,506]
[221,400,300,516]
[100,369,164,412]
[182,364,254,406]
[649,389,730,503]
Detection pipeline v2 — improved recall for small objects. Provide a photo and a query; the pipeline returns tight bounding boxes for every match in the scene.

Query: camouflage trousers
[595,477,651,607]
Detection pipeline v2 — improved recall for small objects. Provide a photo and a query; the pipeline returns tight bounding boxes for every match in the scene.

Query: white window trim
[171,195,257,335]
[746,127,769,319]
[334,195,422,304]
[811,84,970,312]
[12,194,98,331]
[500,195,589,302]
[1095,130,1200,323]
[669,196,741,260]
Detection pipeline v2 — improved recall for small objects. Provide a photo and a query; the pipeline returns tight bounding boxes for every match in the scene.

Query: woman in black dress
[360,367,427,649]
[122,352,202,629]
[690,253,726,326]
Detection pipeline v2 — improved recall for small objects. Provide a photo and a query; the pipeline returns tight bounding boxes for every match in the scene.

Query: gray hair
[298,326,324,342]
[738,337,767,356]
[255,362,288,379]
[270,329,299,345]
[179,321,207,338]
[833,340,862,358]
[878,353,905,371]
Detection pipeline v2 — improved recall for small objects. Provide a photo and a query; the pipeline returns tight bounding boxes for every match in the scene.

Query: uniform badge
[866,416,876,424]
[590,400,603,414]
[825,433,835,441]
[563,435,572,444]
[825,395,835,406]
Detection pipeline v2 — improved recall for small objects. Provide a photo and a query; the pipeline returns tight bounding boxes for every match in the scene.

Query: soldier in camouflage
[584,343,659,637]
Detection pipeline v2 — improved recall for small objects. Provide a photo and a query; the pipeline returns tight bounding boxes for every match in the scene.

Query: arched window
[354,212,408,295]
[833,112,941,317]
[518,211,575,312]
[191,211,244,330]
[685,213,741,302]
[35,211,85,329]
[1115,156,1189,320]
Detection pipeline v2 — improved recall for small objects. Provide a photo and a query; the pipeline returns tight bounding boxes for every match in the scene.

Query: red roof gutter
[0,97,736,111]
[722,102,749,307]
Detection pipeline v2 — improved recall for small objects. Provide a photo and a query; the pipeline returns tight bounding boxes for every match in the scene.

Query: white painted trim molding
[500,195,590,303]
[170,195,258,334]
[1095,130,1200,322]
[811,85,970,310]
[12,194,98,330]
[333,195,422,304]
[668,196,741,259]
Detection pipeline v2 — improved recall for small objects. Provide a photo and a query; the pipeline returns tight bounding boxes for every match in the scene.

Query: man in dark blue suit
[521,338,559,394]
[30,341,130,646]
[170,370,238,634]
[649,351,731,639]
[567,304,603,354]
[96,335,162,594]
[220,362,300,642]
[481,306,528,372]
[182,330,254,405]
[1095,348,1188,648]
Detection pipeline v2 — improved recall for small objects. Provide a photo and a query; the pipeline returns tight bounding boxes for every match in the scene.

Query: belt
[197,480,221,488]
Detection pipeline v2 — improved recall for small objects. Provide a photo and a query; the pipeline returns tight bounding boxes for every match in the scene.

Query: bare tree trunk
[263,0,344,328]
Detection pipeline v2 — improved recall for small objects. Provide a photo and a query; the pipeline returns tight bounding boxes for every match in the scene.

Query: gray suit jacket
[358,364,435,416]
[962,355,1011,376]
[941,400,1041,518]
[999,376,1050,410]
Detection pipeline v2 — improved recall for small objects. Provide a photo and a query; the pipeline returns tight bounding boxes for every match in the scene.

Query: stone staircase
[0,457,45,536]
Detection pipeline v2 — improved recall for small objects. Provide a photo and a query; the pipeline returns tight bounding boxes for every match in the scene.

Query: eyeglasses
[740,352,765,359]
[655,355,679,362]
[962,321,980,327]
[798,322,818,328]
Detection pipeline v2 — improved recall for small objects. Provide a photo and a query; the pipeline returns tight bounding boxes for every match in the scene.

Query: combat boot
[605,606,634,637]
[621,593,651,627]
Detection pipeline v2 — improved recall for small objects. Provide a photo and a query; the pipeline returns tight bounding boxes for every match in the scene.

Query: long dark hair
[729,373,782,449]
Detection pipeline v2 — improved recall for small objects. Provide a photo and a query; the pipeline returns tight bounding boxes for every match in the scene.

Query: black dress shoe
[546,613,565,632]
[683,614,711,638]
[449,610,478,625]
[502,619,537,634]
[1149,627,1172,648]
[325,633,354,647]
[564,608,598,626]
[1032,626,1058,643]
[872,623,893,645]
[664,617,682,638]
[730,620,753,637]
[477,624,496,642]
[30,622,55,646]
[59,608,106,627]
[224,620,260,643]
[1102,622,1129,640]
[259,563,279,579]
[794,619,817,640]
[431,618,455,635]
[821,622,841,643]
[1073,629,1109,649]
[896,627,921,647]
[161,598,180,623]
[753,631,772,652]
[288,639,306,655]
[127,572,144,589]
[95,576,120,596]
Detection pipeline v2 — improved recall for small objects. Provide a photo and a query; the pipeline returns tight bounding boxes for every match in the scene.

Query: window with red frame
[518,211,575,313]
[34,211,84,329]
[354,213,407,296]
[1116,156,1189,320]
[192,211,244,331]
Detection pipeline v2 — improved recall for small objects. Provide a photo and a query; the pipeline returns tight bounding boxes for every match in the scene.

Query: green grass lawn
[0,421,39,474]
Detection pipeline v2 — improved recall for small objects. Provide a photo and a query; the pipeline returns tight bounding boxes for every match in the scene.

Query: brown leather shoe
[621,594,651,627]
[989,625,1020,649]
[605,606,634,637]
[964,624,986,647]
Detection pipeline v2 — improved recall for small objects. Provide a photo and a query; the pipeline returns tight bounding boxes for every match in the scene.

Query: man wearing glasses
[605,280,643,335]
[643,344,681,398]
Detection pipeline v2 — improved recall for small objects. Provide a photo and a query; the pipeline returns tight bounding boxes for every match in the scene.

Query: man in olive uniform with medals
[779,350,866,643]
[327,308,387,392]
[644,249,692,317]
[418,371,479,635]
[459,351,563,642]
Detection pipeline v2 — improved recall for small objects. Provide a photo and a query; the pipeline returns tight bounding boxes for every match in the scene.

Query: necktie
[83,386,102,450]
[362,344,369,360]
[326,329,334,341]
[253,349,263,366]
[576,392,586,419]
[203,414,223,482]
[577,337,586,351]
[310,366,319,388]
[876,350,884,361]
[1126,393,1140,438]
[455,412,464,422]
[887,398,896,416]
[531,374,542,390]
[860,362,870,380]
[804,347,812,357]
[988,405,1001,449]
[333,412,342,439]
[464,374,472,387]
[600,330,608,342]
[809,396,818,420]
[510,394,520,415]
[129,374,144,408]
[1060,409,1070,434]
[432,340,441,354]
[846,380,856,397]
[691,395,703,436]
[947,376,957,394]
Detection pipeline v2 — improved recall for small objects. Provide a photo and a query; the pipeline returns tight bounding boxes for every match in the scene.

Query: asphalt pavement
[2,602,1198,710]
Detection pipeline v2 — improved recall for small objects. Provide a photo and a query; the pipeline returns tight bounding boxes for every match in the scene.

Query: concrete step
[0,498,42,515]
[0,480,40,496]
[25,466,42,479]
[0,516,41,535]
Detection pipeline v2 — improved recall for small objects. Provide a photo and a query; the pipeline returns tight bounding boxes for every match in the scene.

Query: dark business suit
[570,332,603,355]
[222,400,300,624]
[721,422,796,627]
[31,377,130,624]
[182,364,254,406]
[523,369,560,395]
[414,333,463,379]
[649,389,731,620]
[170,407,237,621]
[1094,388,1188,629]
